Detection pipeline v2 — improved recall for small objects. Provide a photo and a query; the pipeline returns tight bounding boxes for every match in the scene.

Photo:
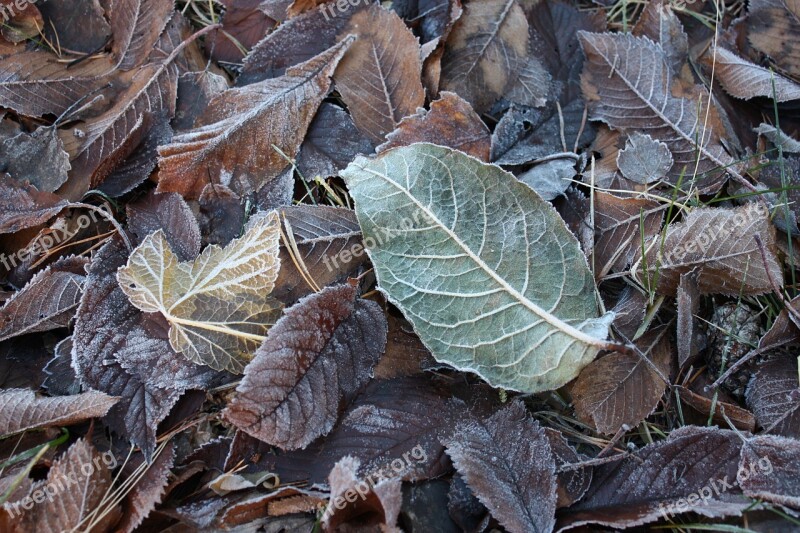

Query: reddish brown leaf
[0,177,67,234]
[377,92,490,161]
[333,4,425,145]
[111,0,175,70]
[225,284,387,450]
[173,70,229,131]
[738,434,800,508]
[117,443,176,532]
[157,38,352,199]
[544,428,592,509]
[0,389,118,438]
[127,190,201,261]
[0,126,70,192]
[37,0,111,54]
[208,0,277,63]
[675,385,756,432]
[442,400,557,533]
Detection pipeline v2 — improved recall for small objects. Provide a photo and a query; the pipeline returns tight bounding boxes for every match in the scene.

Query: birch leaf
[341,143,614,393]
[118,212,282,373]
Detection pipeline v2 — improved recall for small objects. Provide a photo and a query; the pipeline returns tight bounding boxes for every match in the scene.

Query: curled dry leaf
[637,204,783,296]
[342,143,614,393]
[157,38,353,199]
[571,326,672,435]
[0,388,118,438]
[441,0,549,113]
[334,4,425,145]
[225,284,387,450]
[579,31,734,190]
[118,212,282,373]
[443,401,558,533]
[378,91,491,161]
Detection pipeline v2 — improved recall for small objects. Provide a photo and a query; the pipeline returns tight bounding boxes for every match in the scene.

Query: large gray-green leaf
[340,143,614,393]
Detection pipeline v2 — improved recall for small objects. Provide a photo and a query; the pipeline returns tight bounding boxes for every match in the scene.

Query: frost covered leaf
[616,132,673,184]
[377,91,491,161]
[746,354,800,438]
[441,0,549,112]
[117,443,176,532]
[341,143,614,393]
[157,39,352,199]
[273,205,366,304]
[225,284,387,450]
[571,326,672,435]
[738,434,800,507]
[559,426,749,530]
[754,123,800,153]
[442,401,557,533]
[333,4,425,145]
[748,0,800,79]
[127,190,201,262]
[0,177,67,234]
[516,155,576,201]
[14,438,118,532]
[118,212,282,373]
[111,0,174,70]
[709,47,800,102]
[0,126,70,192]
[0,389,118,437]
[0,260,86,342]
[638,204,783,296]
[579,31,734,190]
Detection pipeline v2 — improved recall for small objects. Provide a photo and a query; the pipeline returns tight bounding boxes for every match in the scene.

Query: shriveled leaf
[225,284,387,450]
[378,91,490,161]
[571,326,672,434]
[157,39,352,199]
[709,46,800,102]
[13,439,118,532]
[738,434,800,507]
[592,191,664,277]
[0,177,67,234]
[559,426,750,530]
[0,389,118,437]
[334,4,425,145]
[746,354,800,438]
[443,401,557,533]
[638,204,783,296]
[296,102,374,180]
[441,0,549,112]
[616,132,673,184]
[0,260,86,342]
[273,204,366,304]
[118,212,282,373]
[748,0,800,79]
[341,143,614,393]
[73,236,216,458]
[0,126,70,192]
[579,31,734,190]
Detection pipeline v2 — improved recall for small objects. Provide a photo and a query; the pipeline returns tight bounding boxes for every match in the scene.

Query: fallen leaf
[334,4,425,145]
[118,211,282,373]
[37,0,111,54]
[516,154,577,201]
[117,443,176,533]
[676,271,703,367]
[225,284,387,450]
[0,177,67,234]
[544,428,592,508]
[748,0,800,79]
[616,132,674,184]
[674,385,756,432]
[442,401,557,533]
[0,389,118,438]
[127,190,201,261]
[0,126,70,192]
[377,91,491,161]
[709,46,800,102]
[111,0,175,70]
[746,354,800,438]
[208,0,277,63]
[341,143,614,393]
[738,434,800,507]
[157,38,352,200]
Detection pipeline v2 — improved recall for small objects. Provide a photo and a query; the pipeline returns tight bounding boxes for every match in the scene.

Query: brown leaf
[127,190,201,261]
[638,204,783,296]
[579,31,735,190]
[544,428,592,508]
[675,385,756,432]
[748,0,800,79]
[225,284,387,450]
[334,4,425,145]
[0,126,70,192]
[746,353,800,438]
[0,260,86,342]
[37,0,111,54]
[117,443,176,533]
[571,326,672,435]
[592,191,664,278]
[377,92,490,161]
[608,284,648,339]
[13,439,119,532]
[559,426,750,530]
[0,177,67,234]
[709,46,800,102]
[197,183,245,247]
[322,455,402,532]
[157,38,352,199]
[738,434,800,507]
[442,400,557,533]
[172,70,229,131]
[296,102,374,180]
[677,271,704,368]
[0,389,118,437]
[632,0,688,76]
[111,0,175,70]
[274,204,366,304]
[441,0,549,113]
[208,0,277,63]
[373,314,436,379]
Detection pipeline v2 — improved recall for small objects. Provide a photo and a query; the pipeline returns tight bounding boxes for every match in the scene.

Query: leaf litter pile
[2,0,800,530]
